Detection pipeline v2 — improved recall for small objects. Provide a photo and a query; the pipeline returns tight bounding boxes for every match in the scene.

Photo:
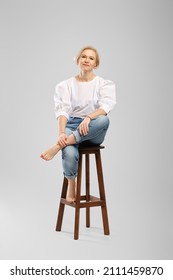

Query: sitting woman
[41,45,116,202]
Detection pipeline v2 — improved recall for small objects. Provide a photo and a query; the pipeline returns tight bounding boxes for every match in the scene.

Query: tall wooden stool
[56,145,110,240]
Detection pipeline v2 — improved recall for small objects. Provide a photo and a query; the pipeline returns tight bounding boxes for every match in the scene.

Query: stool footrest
[60,196,105,208]
[80,195,104,202]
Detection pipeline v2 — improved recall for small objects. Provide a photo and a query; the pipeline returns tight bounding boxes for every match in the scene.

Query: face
[78,49,97,71]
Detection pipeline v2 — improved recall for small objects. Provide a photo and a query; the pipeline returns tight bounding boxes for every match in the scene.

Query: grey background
[0,0,173,259]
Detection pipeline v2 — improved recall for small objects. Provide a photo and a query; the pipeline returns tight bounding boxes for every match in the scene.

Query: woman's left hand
[79,117,91,136]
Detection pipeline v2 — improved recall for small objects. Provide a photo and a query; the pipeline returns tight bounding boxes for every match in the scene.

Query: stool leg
[95,151,110,235]
[56,177,68,231]
[74,153,82,240]
[85,154,90,227]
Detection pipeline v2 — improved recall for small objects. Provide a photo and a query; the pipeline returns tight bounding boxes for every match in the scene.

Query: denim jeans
[61,115,109,179]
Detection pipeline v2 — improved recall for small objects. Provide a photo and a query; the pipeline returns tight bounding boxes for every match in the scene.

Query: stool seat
[79,144,105,151]
[56,145,110,240]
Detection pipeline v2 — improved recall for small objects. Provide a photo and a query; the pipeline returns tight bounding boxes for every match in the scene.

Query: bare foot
[66,183,76,203]
[40,144,61,161]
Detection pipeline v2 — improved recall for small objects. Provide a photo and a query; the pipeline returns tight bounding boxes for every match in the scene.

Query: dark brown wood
[55,145,110,239]
[56,177,68,231]
[95,150,110,235]
[79,145,104,154]
[85,154,90,227]
[74,152,82,240]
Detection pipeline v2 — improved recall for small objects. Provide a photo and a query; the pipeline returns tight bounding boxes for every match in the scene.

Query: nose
[84,57,89,62]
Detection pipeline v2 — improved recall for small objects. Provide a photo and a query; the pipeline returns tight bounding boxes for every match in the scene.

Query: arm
[58,115,67,135]
[57,115,68,147]
[87,108,107,120]
[79,78,116,136]
[79,108,107,136]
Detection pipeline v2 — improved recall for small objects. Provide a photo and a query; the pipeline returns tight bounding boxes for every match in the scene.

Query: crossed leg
[40,134,77,202]
[40,134,76,161]
[40,116,109,202]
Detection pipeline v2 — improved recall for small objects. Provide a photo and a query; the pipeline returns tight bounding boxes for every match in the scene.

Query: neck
[77,71,96,82]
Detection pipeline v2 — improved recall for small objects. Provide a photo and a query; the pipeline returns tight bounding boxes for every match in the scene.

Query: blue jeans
[61,115,110,179]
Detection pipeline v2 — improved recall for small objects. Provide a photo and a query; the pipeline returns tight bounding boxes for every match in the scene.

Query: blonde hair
[75,45,100,67]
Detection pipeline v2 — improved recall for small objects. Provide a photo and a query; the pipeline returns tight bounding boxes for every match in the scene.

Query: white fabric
[54,76,116,119]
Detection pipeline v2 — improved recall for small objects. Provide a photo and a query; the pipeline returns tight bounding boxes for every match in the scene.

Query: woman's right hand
[57,133,68,148]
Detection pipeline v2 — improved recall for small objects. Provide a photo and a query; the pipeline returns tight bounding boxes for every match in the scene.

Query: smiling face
[76,46,100,72]
[78,49,97,72]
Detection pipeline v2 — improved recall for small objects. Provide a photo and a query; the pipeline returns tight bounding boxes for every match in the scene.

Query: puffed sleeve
[54,80,72,120]
[98,79,116,114]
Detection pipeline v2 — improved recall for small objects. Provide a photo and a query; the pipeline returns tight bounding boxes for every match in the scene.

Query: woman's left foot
[40,144,60,161]
[66,184,76,203]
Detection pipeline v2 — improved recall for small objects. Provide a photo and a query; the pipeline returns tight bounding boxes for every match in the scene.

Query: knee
[96,115,110,129]
[62,146,79,162]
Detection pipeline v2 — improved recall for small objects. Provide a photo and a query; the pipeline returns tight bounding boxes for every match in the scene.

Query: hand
[57,133,68,148]
[79,117,91,136]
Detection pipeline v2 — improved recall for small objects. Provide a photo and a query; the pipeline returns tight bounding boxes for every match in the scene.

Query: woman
[41,46,116,202]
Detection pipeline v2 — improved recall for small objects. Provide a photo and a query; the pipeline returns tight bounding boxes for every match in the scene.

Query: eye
[90,57,94,60]
[81,55,86,58]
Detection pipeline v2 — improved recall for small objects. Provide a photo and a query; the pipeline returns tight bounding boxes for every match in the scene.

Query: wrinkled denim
[61,115,109,179]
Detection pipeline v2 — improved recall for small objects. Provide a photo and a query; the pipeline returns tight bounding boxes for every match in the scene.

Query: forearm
[57,115,68,135]
[79,108,107,136]
[87,108,106,120]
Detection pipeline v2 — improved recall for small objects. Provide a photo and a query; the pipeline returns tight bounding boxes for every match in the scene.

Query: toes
[40,153,48,160]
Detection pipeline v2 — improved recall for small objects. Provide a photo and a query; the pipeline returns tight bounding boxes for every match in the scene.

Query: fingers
[58,140,67,147]
[79,123,89,136]
[57,134,68,148]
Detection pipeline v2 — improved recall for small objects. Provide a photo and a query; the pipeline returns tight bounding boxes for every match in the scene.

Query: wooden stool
[55,145,110,240]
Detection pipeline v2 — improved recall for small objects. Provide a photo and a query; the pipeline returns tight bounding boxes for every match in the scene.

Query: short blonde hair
[75,46,100,67]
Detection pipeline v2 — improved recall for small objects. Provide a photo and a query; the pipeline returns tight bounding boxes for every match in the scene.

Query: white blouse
[54,76,116,120]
